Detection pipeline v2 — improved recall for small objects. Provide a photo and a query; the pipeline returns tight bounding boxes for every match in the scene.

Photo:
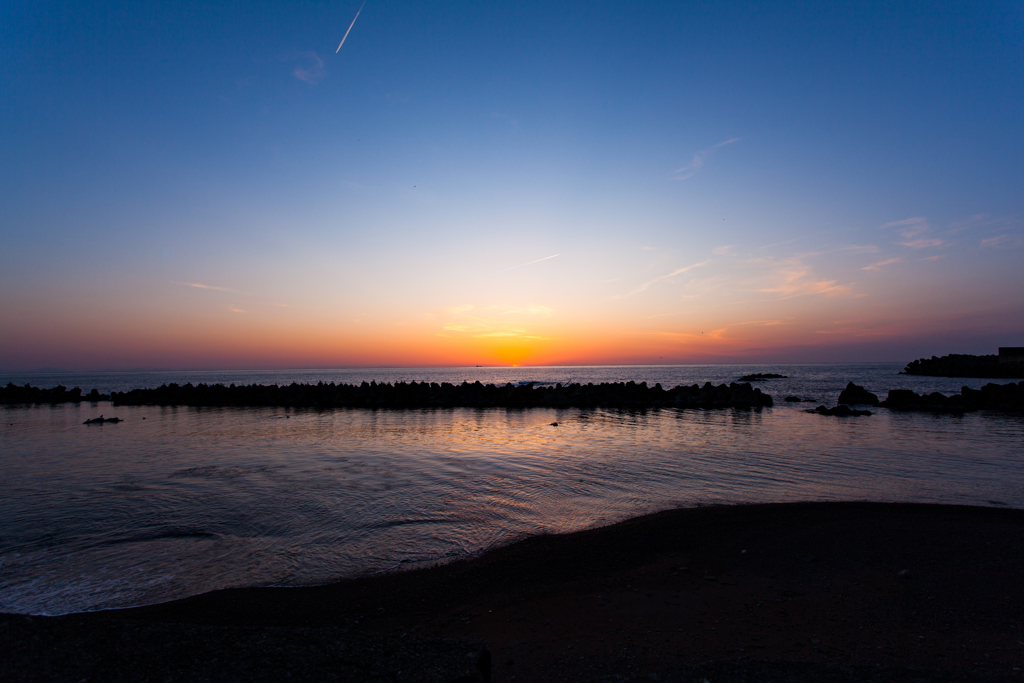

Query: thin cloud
[981,234,1022,248]
[442,304,553,318]
[755,236,805,251]
[175,282,241,293]
[879,217,928,231]
[628,260,711,296]
[947,213,1023,235]
[494,254,560,274]
[838,244,879,254]
[758,279,850,297]
[336,2,366,53]
[728,319,786,327]
[674,138,739,180]
[753,257,851,299]
[230,308,246,313]
[712,245,735,256]
[293,52,325,84]
[880,216,943,248]
[862,257,901,271]
[901,238,944,249]
[439,304,552,340]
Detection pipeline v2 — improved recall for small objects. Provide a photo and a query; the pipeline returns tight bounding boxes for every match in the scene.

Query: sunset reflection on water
[3,391,1023,615]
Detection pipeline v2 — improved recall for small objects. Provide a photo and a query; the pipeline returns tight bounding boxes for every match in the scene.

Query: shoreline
[4,501,1023,681]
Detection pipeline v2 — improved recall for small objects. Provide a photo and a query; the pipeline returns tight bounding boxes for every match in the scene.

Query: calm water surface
[2,364,1022,615]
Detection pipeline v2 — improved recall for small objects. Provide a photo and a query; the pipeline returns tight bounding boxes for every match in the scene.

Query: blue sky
[1,0,1022,369]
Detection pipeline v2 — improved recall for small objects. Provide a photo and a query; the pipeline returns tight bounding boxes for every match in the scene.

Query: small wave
[360,517,447,530]
[110,483,147,492]
[112,527,218,544]
[169,465,275,479]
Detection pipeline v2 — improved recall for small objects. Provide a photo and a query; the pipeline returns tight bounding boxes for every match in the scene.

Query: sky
[1,0,1022,370]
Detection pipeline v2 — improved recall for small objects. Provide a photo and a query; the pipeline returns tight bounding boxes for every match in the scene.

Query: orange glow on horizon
[3,267,1023,370]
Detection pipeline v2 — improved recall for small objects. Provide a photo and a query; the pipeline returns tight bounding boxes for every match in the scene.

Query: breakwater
[1,384,108,404]
[106,380,774,409]
[880,381,1024,413]
[903,354,1024,379]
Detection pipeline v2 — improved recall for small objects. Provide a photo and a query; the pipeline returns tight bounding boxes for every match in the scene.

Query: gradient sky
[2,0,1022,370]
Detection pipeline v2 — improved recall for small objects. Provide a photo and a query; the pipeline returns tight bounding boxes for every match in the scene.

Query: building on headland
[998,347,1024,363]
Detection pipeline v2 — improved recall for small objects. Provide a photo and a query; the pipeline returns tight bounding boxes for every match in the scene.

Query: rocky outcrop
[110,380,773,410]
[738,373,787,381]
[837,382,879,406]
[83,415,122,424]
[903,354,1024,379]
[0,383,110,404]
[880,382,1024,413]
[806,404,872,417]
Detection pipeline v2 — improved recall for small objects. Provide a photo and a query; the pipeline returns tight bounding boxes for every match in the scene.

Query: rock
[784,396,803,402]
[738,373,787,381]
[806,405,872,417]
[837,382,879,406]
[83,416,123,425]
[465,648,491,681]
[878,384,1024,413]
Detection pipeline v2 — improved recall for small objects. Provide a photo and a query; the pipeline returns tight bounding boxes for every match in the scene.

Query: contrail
[495,254,560,274]
[336,2,365,53]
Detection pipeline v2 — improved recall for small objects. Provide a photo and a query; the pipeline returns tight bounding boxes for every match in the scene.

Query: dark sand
[3,502,1023,682]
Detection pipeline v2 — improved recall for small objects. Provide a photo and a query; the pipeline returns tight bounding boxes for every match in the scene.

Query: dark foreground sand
[3,502,1023,682]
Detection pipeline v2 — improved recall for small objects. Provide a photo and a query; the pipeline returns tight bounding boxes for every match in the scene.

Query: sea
[2,363,1023,616]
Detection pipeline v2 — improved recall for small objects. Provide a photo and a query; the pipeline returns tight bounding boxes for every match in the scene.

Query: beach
[4,501,1023,681]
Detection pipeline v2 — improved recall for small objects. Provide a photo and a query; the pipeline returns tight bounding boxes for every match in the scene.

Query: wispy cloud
[336,1,366,53]
[759,278,850,297]
[627,260,711,296]
[879,217,928,231]
[656,328,730,341]
[981,234,1022,248]
[862,257,901,271]
[494,254,560,274]
[727,319,786,327]
[673,138,739,180]
[441,304,553,318]
[230,308,246,313]
[838,244,879,254]
[880,216,944,248]
[753,256,851,298]
[175,282,241,293]
[712,245,734,256]
[947,212,1023,235]
[293,52,325,84]
[813,319,905,337]
[438,304,553,339]
[901,238,944,248]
